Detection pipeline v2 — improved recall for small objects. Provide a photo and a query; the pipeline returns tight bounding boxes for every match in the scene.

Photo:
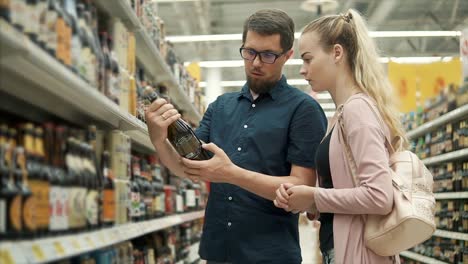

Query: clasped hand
[274,183,317,214]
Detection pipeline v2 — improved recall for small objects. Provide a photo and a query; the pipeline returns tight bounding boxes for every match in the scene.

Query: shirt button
[252,104,256,108]
[244,125,248,128]
[237,147,242,151]
[228,222,232,227]
[228,196,233,201]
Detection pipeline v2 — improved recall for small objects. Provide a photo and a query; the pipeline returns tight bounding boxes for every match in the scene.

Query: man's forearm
[229,166,315,201]
[154,140,186,178]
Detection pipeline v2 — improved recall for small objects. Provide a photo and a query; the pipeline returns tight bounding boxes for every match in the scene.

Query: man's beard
[247,75,277,94]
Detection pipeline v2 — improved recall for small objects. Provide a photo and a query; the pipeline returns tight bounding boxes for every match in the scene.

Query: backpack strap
[337,96,396,187]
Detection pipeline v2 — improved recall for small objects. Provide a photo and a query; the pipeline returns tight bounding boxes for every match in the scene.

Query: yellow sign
[388,58,462,113]
[185,62,202,82]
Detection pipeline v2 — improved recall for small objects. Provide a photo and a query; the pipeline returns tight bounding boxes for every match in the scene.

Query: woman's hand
[286,185,317,213]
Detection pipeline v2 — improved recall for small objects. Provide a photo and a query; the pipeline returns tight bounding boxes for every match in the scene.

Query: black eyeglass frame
[239,47,286,64]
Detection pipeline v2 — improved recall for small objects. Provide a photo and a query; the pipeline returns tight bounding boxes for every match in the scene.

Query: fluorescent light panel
[167,31,461,43]
[187,56,455,68]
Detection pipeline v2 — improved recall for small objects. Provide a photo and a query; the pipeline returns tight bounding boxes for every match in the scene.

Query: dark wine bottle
[144,89,211,160]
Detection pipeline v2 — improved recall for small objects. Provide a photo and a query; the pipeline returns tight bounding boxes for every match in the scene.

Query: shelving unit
[433,229,468,241]
[434,192,468,200]
[94,0,202,124]
[400,251,449,264]
[422,148,468,166]
[0,19,154,154]
[403,101,467,264]
[406,104,468,139]
[0,211,204,264]
[0,2,206,263]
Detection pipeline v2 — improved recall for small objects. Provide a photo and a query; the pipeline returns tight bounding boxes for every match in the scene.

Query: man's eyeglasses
[239,47,285,64]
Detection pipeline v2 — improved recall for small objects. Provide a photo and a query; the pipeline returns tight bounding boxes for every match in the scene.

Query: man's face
[242,31,292,94]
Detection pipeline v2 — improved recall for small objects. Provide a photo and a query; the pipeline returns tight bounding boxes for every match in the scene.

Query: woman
[273,9,407,264]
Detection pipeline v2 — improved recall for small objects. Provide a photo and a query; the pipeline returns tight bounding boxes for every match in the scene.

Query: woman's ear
[333,44,344,63]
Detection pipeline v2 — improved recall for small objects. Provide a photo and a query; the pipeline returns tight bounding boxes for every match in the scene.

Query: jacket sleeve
[314,99,394,215]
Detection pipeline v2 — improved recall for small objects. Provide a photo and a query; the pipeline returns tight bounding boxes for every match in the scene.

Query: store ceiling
[154,0,468,109]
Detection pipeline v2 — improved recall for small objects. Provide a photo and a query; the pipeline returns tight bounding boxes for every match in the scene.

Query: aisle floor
[299,216,321,264]
[198,215,322,264]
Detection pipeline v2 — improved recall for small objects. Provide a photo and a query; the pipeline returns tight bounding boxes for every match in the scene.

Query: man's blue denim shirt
[195,75,327,264]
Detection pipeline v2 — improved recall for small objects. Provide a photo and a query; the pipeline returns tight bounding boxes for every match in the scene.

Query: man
[145,9,327,264]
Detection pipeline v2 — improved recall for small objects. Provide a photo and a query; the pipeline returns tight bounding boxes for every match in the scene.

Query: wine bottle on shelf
[143,88,211,161]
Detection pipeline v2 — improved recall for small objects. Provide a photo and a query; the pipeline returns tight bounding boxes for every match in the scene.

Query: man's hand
[145,98,181,145]
[182,143,236,183]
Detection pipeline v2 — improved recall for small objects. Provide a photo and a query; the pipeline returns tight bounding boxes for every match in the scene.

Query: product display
[0,0,206,263]
[400,82,468,264]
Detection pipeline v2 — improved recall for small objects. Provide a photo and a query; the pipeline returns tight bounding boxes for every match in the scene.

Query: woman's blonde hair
[302,9,408,149]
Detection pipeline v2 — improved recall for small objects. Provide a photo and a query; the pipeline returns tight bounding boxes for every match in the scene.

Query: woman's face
[298,31,337,93]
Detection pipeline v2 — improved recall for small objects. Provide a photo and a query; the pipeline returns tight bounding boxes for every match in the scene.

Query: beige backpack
[337,97,436,256]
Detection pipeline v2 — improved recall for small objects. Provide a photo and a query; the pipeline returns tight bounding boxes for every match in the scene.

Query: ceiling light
[166,31,461,43]
[300,0,339,14]
[152,0,200,2]
[370,31,461,38]
[186,56,455,68]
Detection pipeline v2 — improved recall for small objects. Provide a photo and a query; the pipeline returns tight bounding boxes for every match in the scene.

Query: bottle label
[174,134,201,159]
[49,185,59,231]
[85,190,99,226]
[0,199,5,233]
[130,191,140,217]
[9,195,22,231]
[60,187,69,230]
[29,179,44,229]
[185,189,196,207]
[23,195,37,231]
[102,189,116,222]
[68,187,80,228]
[41,182,50,229]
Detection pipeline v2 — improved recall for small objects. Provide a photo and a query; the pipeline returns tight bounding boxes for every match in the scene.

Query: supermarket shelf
[0,210,204,264]
[434,192,468,200]
[0,20,154,154]
[94,0,202,124]
[433,229,468,241]
[406,104,468,139]
[422,148,468,166]
[400,251,448,264]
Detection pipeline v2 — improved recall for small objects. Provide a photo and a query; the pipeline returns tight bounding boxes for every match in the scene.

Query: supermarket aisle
[300,215,322,264]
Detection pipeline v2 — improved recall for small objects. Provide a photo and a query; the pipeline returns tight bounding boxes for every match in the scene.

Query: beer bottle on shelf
[34,125,50,236]
[65,137,81,232]
[143,88,211,160]
[18,123,37,238]
[87,125,102,227]
[130,156,141,222]
[50,125,69,233]
[101,150,115,226]
[0,0,11,22]
[0,124,21,239]
[83,143,99,230]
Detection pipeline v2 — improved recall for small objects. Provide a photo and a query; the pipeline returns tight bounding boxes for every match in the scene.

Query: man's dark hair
[242,9,295,52]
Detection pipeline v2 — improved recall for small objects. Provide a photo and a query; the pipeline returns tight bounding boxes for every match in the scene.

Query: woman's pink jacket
[314,93,400,264]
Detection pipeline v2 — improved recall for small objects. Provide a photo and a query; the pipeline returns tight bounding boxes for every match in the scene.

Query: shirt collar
[237,75,288,101]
